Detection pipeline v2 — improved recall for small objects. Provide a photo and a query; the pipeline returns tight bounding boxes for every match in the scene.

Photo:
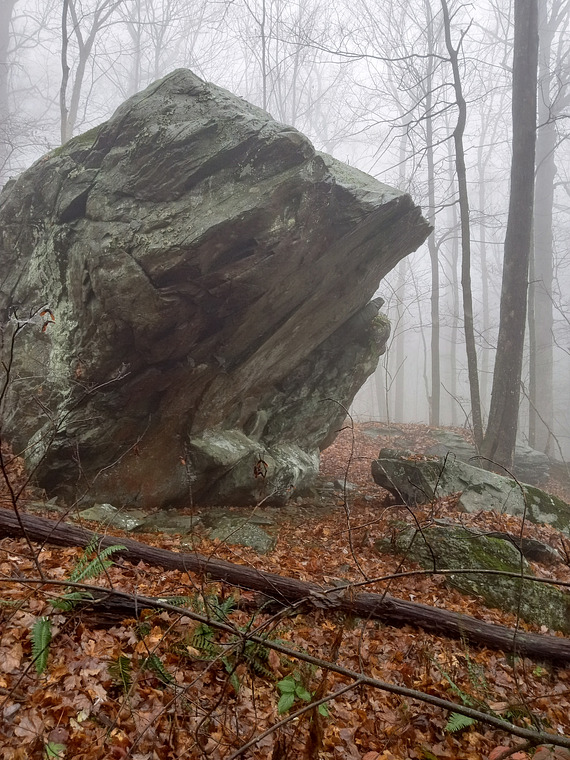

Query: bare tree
[0,0,17,183]
[482,0,539,469]
[60,0,126,142]
[528,0,570,453]
[440,0,484,446]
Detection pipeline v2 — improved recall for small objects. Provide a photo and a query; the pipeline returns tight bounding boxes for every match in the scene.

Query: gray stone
[426,429,550,484]
[207,516,276,554]
[334,479,357,491]
[0,69,430,508]
[372,448,570,534]
[77,503,147,531]
[485,532,561,565]
[376,523,570,633]
[134,510,202,534]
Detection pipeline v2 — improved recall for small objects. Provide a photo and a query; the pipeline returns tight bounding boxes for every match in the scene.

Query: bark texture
[482,0,539,468]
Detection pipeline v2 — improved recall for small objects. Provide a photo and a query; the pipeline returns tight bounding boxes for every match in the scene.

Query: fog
[2,0,569,457]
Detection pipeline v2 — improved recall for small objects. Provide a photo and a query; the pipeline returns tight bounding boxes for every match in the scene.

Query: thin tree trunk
[447,140,460,426]
[482,0,539,469]
[530,0,560,454]
[477,156,491,420]
[60,0,70,144]
[425,0,440,427]
[394,259,406,423]
[441,0,483,447]
[0,0,15,183]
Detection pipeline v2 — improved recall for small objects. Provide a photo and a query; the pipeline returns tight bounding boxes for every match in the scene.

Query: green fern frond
[135,621,152,640]
[157,595,196,608]
[68,535,100,580]
[51,590,94,611]
[69,543,126,583]
[141,653,174,685]
[445,712,477,733]
[108,654,132,692]
[191,623,217,657]
[243,641,273,679]
[221,656,241,693]
[438,669,476,707]
[31,617,52,675]
[213,595,237,621]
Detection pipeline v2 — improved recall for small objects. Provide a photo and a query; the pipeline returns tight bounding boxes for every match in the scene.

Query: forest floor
[1,423,570,760]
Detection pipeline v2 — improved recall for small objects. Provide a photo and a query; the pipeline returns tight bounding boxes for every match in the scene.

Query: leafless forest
[0,0,569,459]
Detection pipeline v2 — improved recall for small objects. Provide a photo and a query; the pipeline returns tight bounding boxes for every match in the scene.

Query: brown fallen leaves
[1,423,570,759]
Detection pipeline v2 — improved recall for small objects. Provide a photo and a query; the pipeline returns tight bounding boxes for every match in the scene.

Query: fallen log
[1,506,570,663]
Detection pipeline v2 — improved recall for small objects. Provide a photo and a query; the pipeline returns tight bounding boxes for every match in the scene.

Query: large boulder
[372,449,570,534]
[0,69,430,508]
[425,429,550,484]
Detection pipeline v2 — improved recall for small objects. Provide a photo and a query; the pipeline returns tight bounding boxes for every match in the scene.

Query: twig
[1,576,570,751]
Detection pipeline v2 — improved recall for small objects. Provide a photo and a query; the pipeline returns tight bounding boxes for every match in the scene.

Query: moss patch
[376,524,570,633]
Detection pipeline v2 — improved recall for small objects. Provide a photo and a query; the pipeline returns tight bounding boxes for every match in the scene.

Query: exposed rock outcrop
[425,429,550,484]
[372,448,570,534]
[0,69,430,507]
[376,522,570,634]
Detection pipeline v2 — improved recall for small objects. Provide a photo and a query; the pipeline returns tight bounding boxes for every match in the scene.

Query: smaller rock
[486,532,561,565]
[334,479,357,491]
[207,516,276,554]
[134,510,202,534]
[426,429,550,484]
[371,448,570,534]
[376,522,570,633]
[77,503,147,531]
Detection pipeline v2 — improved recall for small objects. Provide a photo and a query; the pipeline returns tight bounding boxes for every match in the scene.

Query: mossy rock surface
[207,516,276,554]
[0,69,430,508]
[376,523,570,633]
[372,449,570,534]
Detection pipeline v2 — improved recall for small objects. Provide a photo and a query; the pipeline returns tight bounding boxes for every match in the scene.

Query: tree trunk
[529,0,561,454]
[481,0,539,469]
[2,507,570,663]
[425,0,440,427]
[0,0,16,183]
[441,0,483,448]
[393,258,406,423]
[60,0,71,143]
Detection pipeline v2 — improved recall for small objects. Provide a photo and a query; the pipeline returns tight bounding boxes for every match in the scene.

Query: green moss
[379,524,570,633]
[46,123,104,159]
[515,483,570,535]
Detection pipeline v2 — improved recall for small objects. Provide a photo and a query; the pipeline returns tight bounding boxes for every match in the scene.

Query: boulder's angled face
[0,69,431,508]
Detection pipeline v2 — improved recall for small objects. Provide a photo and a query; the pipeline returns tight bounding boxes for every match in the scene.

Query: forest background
[0,0,568,459]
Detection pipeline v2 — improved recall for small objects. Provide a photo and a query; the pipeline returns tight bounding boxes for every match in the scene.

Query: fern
[445,712,477,733]
[108,654,132,692]
[50,541,125,611]
[212,595,237,621]
[157,595,196,608]
[31,617,52,675]
[135,621,152,640]
[141,653,174,685]
[69,542,126,583]
[243,640,273,679]
[68,534,100,578]
[51,590,94,611]
[221,656,242,694]
[191,623,217,657]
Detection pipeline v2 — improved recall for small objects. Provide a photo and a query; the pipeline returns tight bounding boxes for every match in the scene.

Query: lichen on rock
[0,69,430,508]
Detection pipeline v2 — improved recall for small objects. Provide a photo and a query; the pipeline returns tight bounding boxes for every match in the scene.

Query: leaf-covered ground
[1,423,570,760]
